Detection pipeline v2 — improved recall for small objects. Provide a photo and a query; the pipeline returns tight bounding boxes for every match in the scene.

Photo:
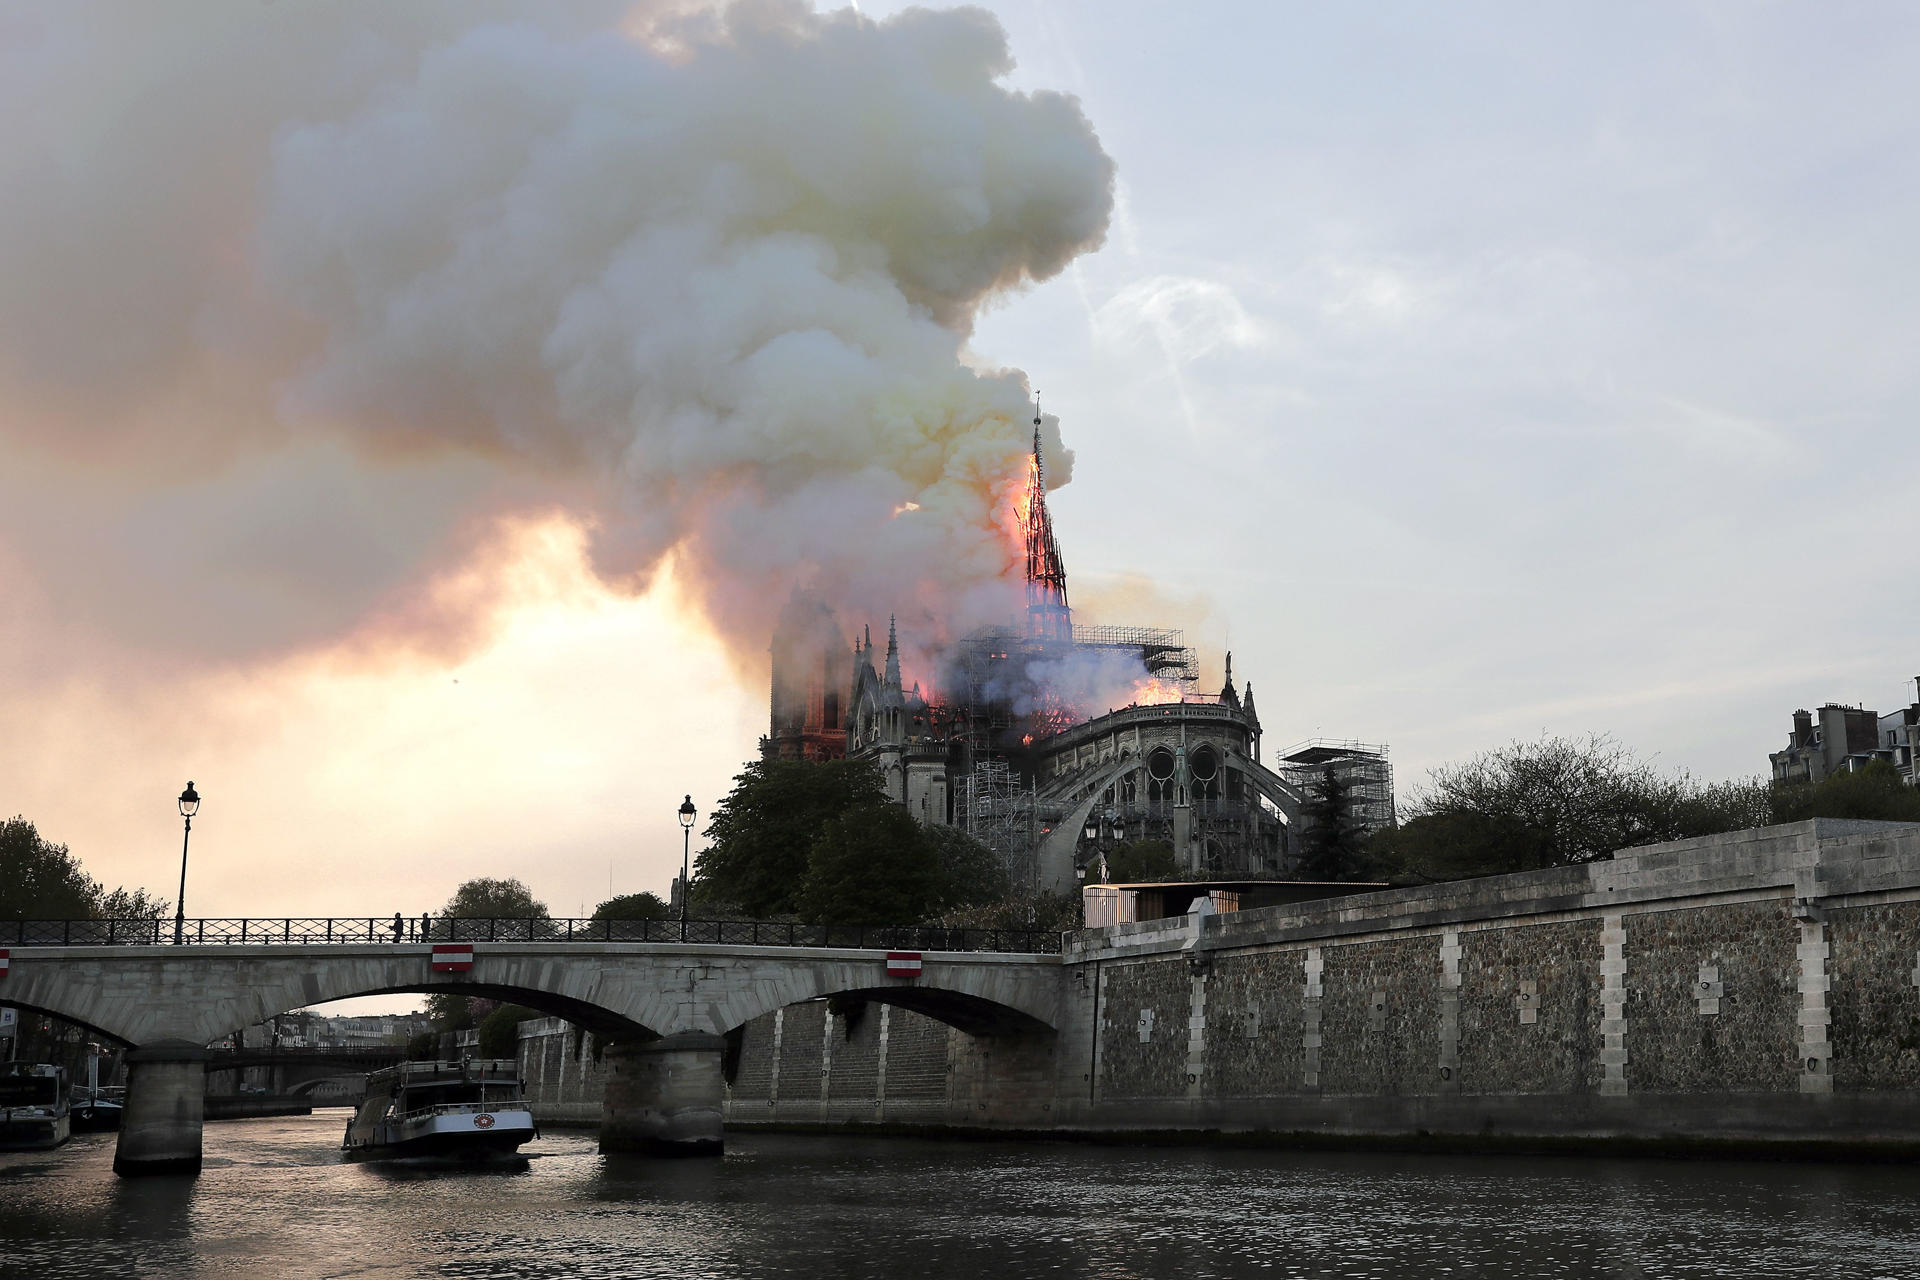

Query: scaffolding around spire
[1024,400,1072,643]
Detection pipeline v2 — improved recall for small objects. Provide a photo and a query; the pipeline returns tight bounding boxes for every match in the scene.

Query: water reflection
[3,1116,1920,1279]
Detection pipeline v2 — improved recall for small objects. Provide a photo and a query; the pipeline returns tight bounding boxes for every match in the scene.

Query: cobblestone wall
[1623,901,1799,1093]
[1828,902,1920,1090]
[1097,957,1192,1099]
[1203,948,1308,1095]
[1319,936,1440,1096]
[1457,920,1601,1094]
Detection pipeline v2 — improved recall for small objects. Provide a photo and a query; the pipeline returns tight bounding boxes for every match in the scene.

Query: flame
[1127,676,1187,707]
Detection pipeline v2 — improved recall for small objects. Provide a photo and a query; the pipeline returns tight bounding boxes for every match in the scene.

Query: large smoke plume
[0,2,1114,671]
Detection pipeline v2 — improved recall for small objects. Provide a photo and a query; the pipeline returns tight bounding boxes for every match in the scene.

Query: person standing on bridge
[392,912,403,942]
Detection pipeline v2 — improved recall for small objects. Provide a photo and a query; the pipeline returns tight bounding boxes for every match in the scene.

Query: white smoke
[0,1,1112,666]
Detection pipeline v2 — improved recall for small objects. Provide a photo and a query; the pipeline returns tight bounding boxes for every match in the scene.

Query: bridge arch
[5,943,1060,1051]
[0,993,134,1048]
[704,954,1059,1037]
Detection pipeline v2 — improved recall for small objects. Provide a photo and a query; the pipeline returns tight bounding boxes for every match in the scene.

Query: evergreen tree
[1296,767,1363,881]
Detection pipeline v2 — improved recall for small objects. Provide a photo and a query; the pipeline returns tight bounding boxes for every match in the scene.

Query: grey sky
[943,0,1920,782]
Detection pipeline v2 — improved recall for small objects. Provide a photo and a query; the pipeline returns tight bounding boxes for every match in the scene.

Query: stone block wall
[718,999,970,1126]
[517,1017,613,1124]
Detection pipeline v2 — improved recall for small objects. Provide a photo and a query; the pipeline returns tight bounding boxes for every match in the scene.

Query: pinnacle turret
[884,614,902,692]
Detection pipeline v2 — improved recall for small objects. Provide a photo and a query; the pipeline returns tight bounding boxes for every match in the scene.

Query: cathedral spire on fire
[1025,398,1072,644]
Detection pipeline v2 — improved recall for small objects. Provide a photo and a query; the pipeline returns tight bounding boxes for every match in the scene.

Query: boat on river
[0,1063,71,1150]
[341,1058,535,1160]
[70,1046,124,1132]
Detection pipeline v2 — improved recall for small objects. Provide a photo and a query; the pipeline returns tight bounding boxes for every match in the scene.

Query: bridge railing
[0,917,1063,955]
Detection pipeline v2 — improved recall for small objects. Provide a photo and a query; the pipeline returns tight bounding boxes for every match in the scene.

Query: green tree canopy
[922,824,1010,911]
[1771,760,1920,824]
[1363,810,1553,884]
[695,758,888,917]
[591,891,670,921]
[1099,839,1179,883]
[796,804,945,926]
[425,877,551,1031]
[1,817,95,918]
[0,816,169,920]
[476,1002,541,1058]
[440,877,548,920]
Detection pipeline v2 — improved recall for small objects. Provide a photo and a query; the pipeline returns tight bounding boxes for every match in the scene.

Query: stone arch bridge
[4,936,1062,1176]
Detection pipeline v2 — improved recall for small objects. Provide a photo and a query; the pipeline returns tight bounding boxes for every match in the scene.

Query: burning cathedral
[762,408,1392,894]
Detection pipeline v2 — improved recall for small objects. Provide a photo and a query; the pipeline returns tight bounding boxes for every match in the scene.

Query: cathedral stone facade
[756,417,1394,892]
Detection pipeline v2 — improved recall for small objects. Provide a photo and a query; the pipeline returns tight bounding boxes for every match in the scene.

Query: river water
[4,1115,1919,1279]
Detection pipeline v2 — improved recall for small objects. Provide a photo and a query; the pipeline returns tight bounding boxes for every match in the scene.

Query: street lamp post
[173,781,200,945]
[677,794,697,940]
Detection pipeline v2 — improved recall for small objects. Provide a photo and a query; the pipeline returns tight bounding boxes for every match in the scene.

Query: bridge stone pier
[114,1042,210,1177]
[1,941,1062,1176]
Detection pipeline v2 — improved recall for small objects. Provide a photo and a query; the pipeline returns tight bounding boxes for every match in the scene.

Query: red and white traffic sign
[885,951,922,979]
[431,943,474,973]
[0,948,9,979]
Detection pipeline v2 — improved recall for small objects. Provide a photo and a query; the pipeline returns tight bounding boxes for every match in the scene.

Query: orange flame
[1126,676,1186,707]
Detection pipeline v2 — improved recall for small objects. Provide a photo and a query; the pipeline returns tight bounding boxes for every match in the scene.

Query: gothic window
[1190,745,1220,812]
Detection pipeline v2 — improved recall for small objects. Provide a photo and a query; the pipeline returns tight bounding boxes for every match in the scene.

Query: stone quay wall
[527,820,1920,1152]
[515,1017,614,1125]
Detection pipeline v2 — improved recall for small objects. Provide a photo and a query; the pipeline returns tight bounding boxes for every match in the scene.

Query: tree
[1,816,170,920]
[1411,733,1693,869]
[441,877,548,921]
[1100,839,1179,883]
[933,890,1083,933]
[0,817,97,919]
[695,758,888,917]
[591,892,670,921]
[922,825,1010,912]
[1363,810,1552,884]
[796,804,945,925]
[425,877,552,1030]
[476,1003,540,1059]
[95,886,169,920]
[1367,734,1792,884]
[1772,761,1920,824]
[1296,766,1367,881]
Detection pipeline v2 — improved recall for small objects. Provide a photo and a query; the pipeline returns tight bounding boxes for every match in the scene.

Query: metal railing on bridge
[0,917,1062,955]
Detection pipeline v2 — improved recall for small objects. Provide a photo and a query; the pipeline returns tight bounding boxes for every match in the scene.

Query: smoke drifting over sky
[0,1,1113,672]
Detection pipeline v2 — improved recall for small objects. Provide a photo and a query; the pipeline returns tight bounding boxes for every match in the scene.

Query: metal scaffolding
[1070,624,1198,685]
[959,759,1037,895]
[1271,740,1396,835]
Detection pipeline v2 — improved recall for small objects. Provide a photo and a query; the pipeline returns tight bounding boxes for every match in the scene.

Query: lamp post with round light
[677,794,697,939]
[173,781,200,945]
